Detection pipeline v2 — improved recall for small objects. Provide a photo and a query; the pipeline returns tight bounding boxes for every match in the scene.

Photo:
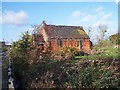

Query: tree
[109,33,120,45]
[13,31,32,55]
[9,31,33,89]
[94,25,108,46]
[87,27,92,39]
[98,25,108,41]
[9,31,34,63]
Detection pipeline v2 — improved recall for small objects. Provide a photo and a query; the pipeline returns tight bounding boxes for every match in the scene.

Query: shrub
[55,47,80,61]
[59,47,79,56]
[63,63,118,88]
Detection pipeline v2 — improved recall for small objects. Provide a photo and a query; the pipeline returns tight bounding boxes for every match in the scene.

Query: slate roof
[33,33,45,43]
[44,24,89,39]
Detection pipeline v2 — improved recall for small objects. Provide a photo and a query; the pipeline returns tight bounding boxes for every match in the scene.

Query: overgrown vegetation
[8,31,120,89]
[27,58,120,88]
[109,33,120,45]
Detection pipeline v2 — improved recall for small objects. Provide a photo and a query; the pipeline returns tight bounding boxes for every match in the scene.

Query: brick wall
[49,39,58,52]
[41,28,48,42]
[48,38,91,52]
[82,39,91,52]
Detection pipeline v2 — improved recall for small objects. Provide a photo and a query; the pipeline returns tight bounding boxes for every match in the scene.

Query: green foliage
[109,33,120,45]
[93,71,119,88]
[9,31,120,89]
[97,40,112,47]
[12,56,29,89]
[57,47,79,56]
[11,53,119,89]
[15,31,32,54]
[65,65,119,88]
[76,38,119,61]
[9,31,33,89]
[78,67,98,87]
[10,31,33,58]
[12,56,29,74]
[28,60,64,79]
[54,47,80,61]
[2,47,8,52]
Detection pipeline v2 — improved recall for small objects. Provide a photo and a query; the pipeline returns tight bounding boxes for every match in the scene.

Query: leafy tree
[109,33,120,45]
[9,31,33,58]
[18,31,33,55]
[9,31,33,89]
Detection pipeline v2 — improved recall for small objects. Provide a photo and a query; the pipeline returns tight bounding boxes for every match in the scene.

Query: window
[80,40,82,49]
[77,41,79,47]
[60,40,62,47]
[77,40,82,49]
[57,39,62,47]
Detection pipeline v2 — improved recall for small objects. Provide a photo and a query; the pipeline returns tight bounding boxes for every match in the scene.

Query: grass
[98,46,119,58]
[74,46,119,61]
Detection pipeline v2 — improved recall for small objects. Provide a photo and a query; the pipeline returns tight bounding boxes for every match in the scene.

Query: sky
[0,2,119,44]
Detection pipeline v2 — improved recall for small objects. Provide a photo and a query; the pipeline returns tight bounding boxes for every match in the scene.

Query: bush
[12,56,29,89]
[109,33,120,45]
[54,47,80,61]
[59,47,79,56]
[63,64,118,88]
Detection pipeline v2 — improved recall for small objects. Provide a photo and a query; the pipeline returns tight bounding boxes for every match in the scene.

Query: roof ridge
[47,24,82,27]
[41,20,83,29]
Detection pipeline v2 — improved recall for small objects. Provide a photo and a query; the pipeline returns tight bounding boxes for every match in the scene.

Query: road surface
[0,52,2,89]
[0,64,2,90]
[2,66,8,90]
[1,52,9,90]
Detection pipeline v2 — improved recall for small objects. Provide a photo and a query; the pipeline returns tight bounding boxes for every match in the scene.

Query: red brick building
[32,21,92,52]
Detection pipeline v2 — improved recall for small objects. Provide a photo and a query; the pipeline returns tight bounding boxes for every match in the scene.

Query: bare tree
[98,25,108,41]
[87,27,92,39]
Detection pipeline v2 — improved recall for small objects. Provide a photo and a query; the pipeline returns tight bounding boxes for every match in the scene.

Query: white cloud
[102,13,112,19]
[1,10,28,25]
[95,6,103,12]
[98,11,105,16]
[92,21,114,28]
[71,10,85,19]
[69,10,86,24]
[82,15,96,22]
[69,8,114,32]
[92,21,105,27]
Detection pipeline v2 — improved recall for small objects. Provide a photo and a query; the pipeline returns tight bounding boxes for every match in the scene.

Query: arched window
[80,40,82,49]
[77,41,79,47]
[60,40,62,47]
[57,38,62,47]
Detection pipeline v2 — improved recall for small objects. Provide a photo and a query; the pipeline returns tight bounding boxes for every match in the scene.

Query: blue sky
[0,2,118,44]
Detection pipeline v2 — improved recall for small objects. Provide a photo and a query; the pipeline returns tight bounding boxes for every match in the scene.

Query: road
[0,53,9,90]
[2,66,8,90]
[0,64,2,90]
[0,52,2,90]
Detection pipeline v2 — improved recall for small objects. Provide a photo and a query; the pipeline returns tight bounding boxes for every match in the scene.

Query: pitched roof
[33,33,45,43]
[44,24,89,39]
[33,21,89,39]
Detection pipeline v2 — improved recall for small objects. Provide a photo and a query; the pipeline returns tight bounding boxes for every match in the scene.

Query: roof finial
[42,20,46,25]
